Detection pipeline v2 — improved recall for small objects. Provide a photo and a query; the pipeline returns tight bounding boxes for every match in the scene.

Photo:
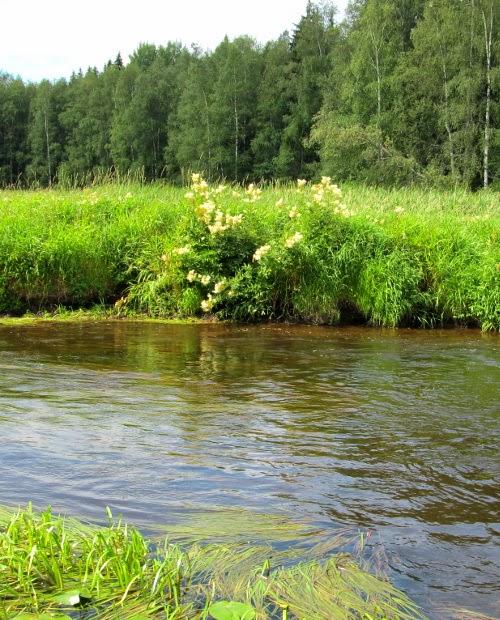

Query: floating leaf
[13,614,73,619]
[51,588,92,606]
[208,600,256,620]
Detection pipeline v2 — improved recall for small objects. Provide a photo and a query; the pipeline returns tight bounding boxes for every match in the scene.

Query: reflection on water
[0,322,499,617]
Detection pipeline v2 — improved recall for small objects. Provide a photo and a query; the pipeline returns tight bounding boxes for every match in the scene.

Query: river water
[0,322,498,617]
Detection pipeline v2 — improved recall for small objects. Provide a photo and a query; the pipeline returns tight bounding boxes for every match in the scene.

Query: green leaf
[51,587,92,606]
[208,600,256,620]
[12,614,73,619]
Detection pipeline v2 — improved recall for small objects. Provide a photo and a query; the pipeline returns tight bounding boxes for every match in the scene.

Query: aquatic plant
[0,505,425,619]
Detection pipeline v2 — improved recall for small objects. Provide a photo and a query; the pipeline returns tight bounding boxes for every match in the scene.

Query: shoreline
[0,309,496,333]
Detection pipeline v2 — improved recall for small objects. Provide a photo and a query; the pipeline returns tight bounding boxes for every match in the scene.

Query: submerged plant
[0,505,426,619]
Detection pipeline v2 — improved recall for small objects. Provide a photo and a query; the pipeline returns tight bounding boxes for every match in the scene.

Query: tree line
[0,0,498,189]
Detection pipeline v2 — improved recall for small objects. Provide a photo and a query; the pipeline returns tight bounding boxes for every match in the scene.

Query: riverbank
[0,180,498,330]
[0,308,209,326]
[0,504,424,619]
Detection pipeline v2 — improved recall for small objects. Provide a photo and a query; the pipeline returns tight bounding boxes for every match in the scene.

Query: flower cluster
[201,294,215,312]
[332,203,354,218]
[244,183,262,203]
[181,175,347,316]
[187,270,211,285]
[253,244,271,262]
[207,212,243,235]
[196,200,216,223]
[285,232,303,248]
[213,279,227,294]
[187,173,209,199]
[199,281,229,313]
[188,174,244,235]
[311,176,342,204]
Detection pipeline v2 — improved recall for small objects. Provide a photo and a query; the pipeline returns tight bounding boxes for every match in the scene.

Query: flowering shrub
[126,172,420,323]
[146,173,359,321]
[121,176,499,328]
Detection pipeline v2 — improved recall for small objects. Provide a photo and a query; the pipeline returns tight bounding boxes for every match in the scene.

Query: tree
[251,34,294,179]
[0,74,31,185]
[276,1,338,178]
[111,43,189,179]
[26,80,66,186]
[209,36,262,180]
[167,49,216,180]
[59,64,119,180]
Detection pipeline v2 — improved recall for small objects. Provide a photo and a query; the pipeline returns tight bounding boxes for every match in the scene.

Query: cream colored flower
[275,198,284,207]
[208,221,228,234]
[173,246,191,255]
[187,270,198,283]
[200,274,211,286]
[200,200,215,213]
[329,184,342,197]
[253,244,271,261]
[394,206,405,215]
[213,280,227,294]
[245,183,262,202]
[197,201,216,223]
[297,179,307,188]
[201,294,214,312]
[184,191,195,200]
[321,176,331,186]
[288,206,300,218]
[285,232,303,248]
[226,214,243,226]
[191,173,201,184]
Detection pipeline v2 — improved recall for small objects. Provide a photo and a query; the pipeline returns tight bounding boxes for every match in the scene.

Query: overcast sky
[1,0,348,82]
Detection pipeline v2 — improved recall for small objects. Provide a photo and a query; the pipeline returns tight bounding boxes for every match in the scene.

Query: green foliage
[0,181,498,330]
[208,601,256,620]
[0,1,498,187]
[0,504,425,619]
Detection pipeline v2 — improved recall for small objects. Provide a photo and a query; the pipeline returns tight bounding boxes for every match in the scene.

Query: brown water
[0,322,499,617]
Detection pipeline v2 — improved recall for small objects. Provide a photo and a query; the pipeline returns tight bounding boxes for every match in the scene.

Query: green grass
[0,180,498,329]
[0,505,426,619]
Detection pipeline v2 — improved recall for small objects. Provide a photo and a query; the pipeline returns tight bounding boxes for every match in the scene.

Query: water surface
[0,322,499,617]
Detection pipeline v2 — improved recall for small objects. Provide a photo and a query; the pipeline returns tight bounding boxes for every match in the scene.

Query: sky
[1,0,348,83]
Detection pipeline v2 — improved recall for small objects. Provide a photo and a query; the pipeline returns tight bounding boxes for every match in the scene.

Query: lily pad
[208,600,256,620]
[51,588,92,606]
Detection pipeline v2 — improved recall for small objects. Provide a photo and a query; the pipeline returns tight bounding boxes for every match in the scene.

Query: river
[0,322,498,617]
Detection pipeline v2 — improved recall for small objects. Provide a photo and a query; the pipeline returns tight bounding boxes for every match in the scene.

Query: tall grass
[0,505,425,619]
[0,179,498,329]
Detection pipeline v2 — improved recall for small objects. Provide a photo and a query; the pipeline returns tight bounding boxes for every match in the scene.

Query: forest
[0,0,498,190]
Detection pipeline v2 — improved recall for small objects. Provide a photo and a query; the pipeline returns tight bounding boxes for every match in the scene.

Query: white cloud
[1,0,347,82]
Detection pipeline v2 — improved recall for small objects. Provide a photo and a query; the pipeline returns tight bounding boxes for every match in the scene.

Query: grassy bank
[0,505,424,619]
[0,179,498,329]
